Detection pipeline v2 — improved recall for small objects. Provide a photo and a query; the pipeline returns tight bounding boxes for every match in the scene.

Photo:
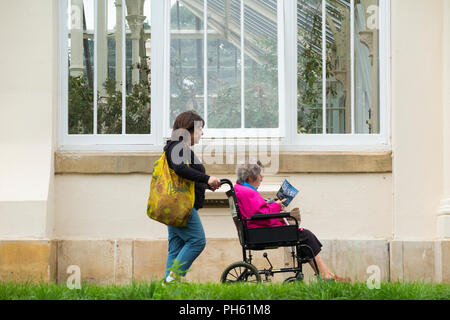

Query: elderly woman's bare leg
[308,253,333,279]
[308,254,350,282]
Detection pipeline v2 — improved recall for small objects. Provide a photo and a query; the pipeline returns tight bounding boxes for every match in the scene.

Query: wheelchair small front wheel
[220,261,261,283]
[283,276,297,283]
[284,272,304,284]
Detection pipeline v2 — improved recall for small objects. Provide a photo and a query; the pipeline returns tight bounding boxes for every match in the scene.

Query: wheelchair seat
[224,179,300,250]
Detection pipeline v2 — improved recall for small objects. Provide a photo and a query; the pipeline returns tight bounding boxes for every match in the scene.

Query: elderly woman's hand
[275,198,287,207]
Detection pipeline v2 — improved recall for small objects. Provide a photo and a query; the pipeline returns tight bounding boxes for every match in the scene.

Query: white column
[438,0,450,239]
[115,0,123,89]
[70,0,85,76]
[97,0,108,93]
[126,0,145,84]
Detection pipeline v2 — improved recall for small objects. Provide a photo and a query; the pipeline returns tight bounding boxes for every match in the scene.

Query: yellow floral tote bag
[147,152,195,227]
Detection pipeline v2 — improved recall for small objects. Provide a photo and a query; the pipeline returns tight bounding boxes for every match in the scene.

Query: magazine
[276,179,299,207]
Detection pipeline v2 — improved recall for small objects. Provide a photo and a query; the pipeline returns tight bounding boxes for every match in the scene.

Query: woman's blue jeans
[165,207,206,278]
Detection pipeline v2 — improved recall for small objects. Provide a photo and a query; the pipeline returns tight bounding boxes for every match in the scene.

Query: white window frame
[58,0,163,151]
[282,0,391,151]
[162,0,286,139]
[58,0,390,151]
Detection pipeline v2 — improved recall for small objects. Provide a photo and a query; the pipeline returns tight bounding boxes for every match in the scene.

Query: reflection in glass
[297,0,323,134]
[125,0,151,134]
[170,0,205,126]
[244,0,278,129]
[355,0,379,134]
[297,0,380,135]
[207,0,241,128]
[68,0,151,135]
[97,0,123,134]
[68,0,95,134]
[325,0,350,134]
[169,0,280,130]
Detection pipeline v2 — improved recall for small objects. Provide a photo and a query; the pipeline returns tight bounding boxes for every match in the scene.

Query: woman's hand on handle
[207,176,221,191]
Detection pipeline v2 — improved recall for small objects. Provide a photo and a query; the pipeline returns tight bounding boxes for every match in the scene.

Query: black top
[163,139,210,210]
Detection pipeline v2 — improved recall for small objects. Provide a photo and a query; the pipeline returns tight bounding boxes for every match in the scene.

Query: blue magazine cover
[276,179,299,206]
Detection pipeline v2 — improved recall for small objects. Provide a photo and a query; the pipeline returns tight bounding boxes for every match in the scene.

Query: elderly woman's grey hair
[236,160,264,184]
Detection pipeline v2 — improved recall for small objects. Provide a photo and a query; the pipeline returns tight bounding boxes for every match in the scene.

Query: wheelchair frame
[220,179,320,283]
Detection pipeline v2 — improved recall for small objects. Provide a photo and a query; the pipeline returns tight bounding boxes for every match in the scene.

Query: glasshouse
[0,0,449,284]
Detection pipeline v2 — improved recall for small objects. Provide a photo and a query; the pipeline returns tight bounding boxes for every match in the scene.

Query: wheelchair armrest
[248,212,291,220]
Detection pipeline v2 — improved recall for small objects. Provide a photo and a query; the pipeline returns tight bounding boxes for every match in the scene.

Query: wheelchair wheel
[220,261,262,283]
[283,272,304,284]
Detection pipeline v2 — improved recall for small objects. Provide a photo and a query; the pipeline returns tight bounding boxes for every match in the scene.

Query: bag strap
[162,150,190,167]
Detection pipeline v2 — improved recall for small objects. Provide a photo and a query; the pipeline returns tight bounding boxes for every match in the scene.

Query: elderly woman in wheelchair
[219,160,349,283]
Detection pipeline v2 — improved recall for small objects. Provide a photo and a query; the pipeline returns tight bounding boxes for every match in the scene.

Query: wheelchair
[219,179,320,283]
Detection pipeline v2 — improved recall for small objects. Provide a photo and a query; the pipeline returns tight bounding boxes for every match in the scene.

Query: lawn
[0,280,449,300]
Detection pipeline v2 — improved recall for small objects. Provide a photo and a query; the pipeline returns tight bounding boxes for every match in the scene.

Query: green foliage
[69,57,151,135]
[1,280,448,300]
[168,259,190,278]
[297,1,338,134]
[97,77,123,134]
[170,59,205,125]
[244,36,279,128]
[207,83,241,128]
[68,75,94,134]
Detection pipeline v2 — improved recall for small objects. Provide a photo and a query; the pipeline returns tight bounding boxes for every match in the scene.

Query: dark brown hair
[171,110,205,142]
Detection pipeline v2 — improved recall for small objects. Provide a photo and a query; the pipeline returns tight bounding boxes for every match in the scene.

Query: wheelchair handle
[220,178,233,189]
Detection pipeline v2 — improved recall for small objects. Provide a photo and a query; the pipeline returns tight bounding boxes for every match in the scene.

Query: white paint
[0,0,57,238]
[391,0,444,240]
[54,173,392,240]
[439,0,450,239]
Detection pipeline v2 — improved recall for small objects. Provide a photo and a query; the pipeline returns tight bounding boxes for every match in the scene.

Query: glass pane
[126,0,151,134]
[97,0,123,134]
[244,0,278,128]
[68,0,94,134]
[170,0,205,127]
[355,0,379,134]
[297,0,323,134]
[207,0,242,128]
[326,0,350,134]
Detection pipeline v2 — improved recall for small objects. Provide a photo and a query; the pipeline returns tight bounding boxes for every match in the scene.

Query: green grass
[0,280,449,300]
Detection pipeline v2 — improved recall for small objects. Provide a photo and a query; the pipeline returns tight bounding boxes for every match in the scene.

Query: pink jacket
[234,183,285,229]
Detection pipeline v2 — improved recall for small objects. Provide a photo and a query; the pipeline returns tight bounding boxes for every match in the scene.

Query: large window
[59,0,390,150]
[60,0,156,147]
[297,0,381,134]
[284,0,389,147]
[168,0,283,137]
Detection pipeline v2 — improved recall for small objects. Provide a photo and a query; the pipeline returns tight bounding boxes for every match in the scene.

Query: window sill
[54,151,392,174]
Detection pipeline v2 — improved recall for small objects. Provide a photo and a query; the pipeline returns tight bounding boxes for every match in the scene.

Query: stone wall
[1,239,448,284]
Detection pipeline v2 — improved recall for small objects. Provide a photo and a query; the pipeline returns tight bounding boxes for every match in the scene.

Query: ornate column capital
[125,15,146,39]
